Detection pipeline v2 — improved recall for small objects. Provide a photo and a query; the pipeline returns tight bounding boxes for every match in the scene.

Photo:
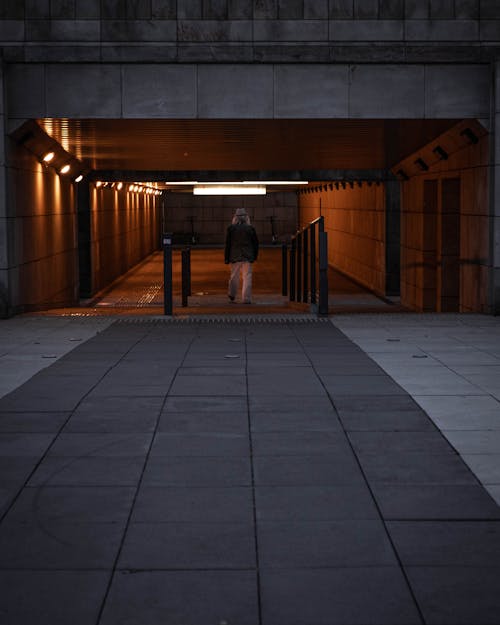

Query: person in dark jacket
[224,207,259,304]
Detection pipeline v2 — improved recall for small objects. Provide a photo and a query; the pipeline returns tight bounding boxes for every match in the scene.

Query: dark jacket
[225,223,259,263]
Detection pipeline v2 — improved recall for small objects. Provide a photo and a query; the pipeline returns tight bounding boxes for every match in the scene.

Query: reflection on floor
[54,248,404,316]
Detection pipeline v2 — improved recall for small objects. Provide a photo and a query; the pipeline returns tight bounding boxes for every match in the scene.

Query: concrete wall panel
[425,65,490,118]
[122,65,197,117]
[45,64,121,117]
[275,65,348,117]
[6,64,45,119]
[197,65,273,117]
[349,65,424,117]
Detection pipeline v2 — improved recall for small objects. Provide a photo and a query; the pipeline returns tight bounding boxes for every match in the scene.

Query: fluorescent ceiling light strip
[166,180,308,186]
[193,185,266,195]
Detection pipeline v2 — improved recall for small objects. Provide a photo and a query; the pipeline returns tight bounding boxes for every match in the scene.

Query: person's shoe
[228,295,235,302]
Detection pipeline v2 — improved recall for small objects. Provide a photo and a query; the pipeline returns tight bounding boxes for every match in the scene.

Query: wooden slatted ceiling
[37,118,457,173]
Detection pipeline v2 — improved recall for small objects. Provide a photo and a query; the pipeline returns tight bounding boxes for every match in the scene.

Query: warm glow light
[96,181,103,187]
[43,152,55,163]
[194,185,266,196]
[128,184,134,191]
[75,174,83,183]
[59,164,71,174]
[116,182,123,190]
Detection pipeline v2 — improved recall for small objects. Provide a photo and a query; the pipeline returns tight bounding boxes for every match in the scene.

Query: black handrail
[285,216,328,316]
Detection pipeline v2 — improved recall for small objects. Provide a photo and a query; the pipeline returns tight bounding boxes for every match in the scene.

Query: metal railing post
[163,232,173,315]
[319,230,328,316]
[310,223,317,305]
[296,231,302,303]
[303,227,309,303]
[290,239,296,301]
[282,243,288,296]
[181,247,191,307]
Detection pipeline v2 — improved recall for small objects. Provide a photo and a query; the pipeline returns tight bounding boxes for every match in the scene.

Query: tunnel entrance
[8,117,489,316]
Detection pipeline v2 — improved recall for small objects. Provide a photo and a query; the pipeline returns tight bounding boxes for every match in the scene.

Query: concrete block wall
[0,1,499,63]
[397,132,489,313]
[299,182,386,294]
[5,139,79,312]
[90,185,160,294]
[164,191,298,245]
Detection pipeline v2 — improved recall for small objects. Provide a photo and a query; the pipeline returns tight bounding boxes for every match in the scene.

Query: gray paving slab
[46,433,152,457]
[260,567,421,625]
[0,570,110,625]
[100,570,259,625]
[0,433,55,456]
[141,456,252,487]
[414,395,500,430]
[371,484,500,519]
[406,566,500,625]
[255,485,379,521]
[248,368,326,395]
[118,521,256,569]
[253,453,364,486]
[158,410,248,433]
[131,486,254,523]
[250,409,342,431]
[358,451,479,485]
[257,519,397,567]
[0,520,124,569]
[28,456,145,486]
[252,430,350,455]
[163,395,247,412]
[387,520,500,566]
[348,431,454,454]
[462,453,500,483]
[150,431,250,456]
[0,411,69,432]
[5,486,135,524]
[250,394,333,413]
[0,457,39,486]
[324,374,407,396]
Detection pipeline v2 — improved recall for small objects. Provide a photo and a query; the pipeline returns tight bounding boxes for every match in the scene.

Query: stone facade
[0,1,499,64]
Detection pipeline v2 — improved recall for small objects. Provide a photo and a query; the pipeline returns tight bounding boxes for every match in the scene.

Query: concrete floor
[69,248,400,316]
[0,313,500,624]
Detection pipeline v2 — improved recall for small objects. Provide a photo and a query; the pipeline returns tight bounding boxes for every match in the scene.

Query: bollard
[303,228,309,303]
[318,230,328,316]
[290,240,296,301]
[163,232,173,315]
[181,247,191,307]
[310,224,317,305]
[281,244,288,296]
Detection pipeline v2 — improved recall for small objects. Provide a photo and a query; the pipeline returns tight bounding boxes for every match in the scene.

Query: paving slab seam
[244,328,264,625]
[291,323,431,625]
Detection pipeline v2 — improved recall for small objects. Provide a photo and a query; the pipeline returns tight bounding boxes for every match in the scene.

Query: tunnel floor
[49,248,403,316]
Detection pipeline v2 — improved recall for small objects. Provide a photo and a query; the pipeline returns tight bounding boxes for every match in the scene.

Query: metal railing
[163,233,192,314]
[284,216,328,316]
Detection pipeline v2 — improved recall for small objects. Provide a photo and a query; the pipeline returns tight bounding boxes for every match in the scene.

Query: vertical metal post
[181,247,191,307]
[290,239,296,301]
[282,243,288,296]
[303,227,309,303]
[296,232,302,303]
[163,232,173,315]
[310,223,317,305]
[318,230,328,316]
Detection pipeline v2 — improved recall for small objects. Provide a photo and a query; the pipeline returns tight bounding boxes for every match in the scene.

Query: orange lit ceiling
[35,118,458,174]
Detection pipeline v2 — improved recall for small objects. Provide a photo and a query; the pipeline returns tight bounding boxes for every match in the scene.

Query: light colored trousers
[228,261,253,303]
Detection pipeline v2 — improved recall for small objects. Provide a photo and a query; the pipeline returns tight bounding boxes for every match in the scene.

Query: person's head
[232,207,250,225]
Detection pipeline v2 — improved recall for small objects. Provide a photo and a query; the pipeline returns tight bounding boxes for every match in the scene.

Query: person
[224,207,259,304]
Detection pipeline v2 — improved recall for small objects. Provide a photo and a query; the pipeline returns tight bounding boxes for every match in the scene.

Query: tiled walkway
[1,318,500,624]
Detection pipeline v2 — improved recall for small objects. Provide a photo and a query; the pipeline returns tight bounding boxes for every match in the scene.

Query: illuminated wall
[164,192,298,246]
[6,139,78,313]
[90,184,160,294]
[299,183,386,295]
[398,133,489,313]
